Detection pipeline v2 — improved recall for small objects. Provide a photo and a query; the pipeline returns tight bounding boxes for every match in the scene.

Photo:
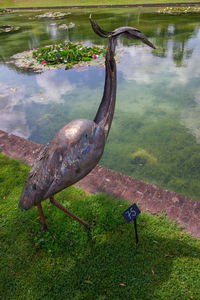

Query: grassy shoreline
[1,0,200,9]
[0,152,200,299]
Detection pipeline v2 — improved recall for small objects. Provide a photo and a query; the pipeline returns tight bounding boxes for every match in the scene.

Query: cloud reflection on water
[117,40,200,143]
[0,70,75,139]
[0,84,30,138]
[118,42,200,85]
[29,70,75,104]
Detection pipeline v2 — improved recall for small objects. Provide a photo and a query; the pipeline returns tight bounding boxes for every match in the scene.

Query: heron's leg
[37,203,47,230]
[49,196,90,228]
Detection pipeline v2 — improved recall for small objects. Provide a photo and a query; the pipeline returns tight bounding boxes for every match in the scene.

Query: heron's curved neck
[94,37,117,139]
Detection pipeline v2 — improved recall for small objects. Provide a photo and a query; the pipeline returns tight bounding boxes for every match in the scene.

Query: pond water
[0,8,200,200]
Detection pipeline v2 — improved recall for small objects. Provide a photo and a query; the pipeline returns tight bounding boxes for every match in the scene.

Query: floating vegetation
[58,22,75,30]
[0,8,11,15]
[9,42,106,72]
[36,11,71,19]
[158,6,200,15]
[0,25,20,34]
[32,42,106,69]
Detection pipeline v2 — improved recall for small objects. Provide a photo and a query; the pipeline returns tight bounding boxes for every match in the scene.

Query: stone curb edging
[4,3,200,10]
[0,129,199,238]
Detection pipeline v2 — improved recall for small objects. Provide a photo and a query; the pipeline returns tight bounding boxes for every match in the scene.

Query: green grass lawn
[0,152,200,299]
[1,0,200,9]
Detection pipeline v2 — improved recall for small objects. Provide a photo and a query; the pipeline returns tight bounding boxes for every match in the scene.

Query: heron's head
[111,27,156,49]
[90,15,155,49]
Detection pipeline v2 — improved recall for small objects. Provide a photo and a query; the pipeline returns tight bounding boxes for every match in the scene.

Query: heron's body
[20,119,105,209]
[19,17,155,225]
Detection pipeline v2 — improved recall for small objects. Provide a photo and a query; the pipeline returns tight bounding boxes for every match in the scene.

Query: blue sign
[122,203,141,223]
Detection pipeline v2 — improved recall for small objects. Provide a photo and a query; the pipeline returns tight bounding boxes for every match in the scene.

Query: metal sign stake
[134,218,138,244]
[122,203,141,245]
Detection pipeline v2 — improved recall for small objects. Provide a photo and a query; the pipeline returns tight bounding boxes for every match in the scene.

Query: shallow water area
[0,8,200,200]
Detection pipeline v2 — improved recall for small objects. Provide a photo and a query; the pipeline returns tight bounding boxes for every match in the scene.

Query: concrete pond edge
[0,129,199,238]
[4,3,200,10]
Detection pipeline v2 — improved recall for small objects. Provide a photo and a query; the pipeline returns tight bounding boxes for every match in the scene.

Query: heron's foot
[41,223,48,231]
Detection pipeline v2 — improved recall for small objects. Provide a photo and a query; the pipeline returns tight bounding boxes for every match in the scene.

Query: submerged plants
[130,149,157,167]
[32,42,106,69]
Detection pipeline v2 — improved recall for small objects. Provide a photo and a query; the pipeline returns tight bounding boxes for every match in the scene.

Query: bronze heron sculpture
[19,16,155,230]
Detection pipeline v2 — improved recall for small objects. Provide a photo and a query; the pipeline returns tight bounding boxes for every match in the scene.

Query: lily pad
[36,11,71,19]
[0,25,21,35]
[0,8,12,15]
[58,22,75,30]
[8,42,123,73]
[8,43,105,73]
[32,42,106,67]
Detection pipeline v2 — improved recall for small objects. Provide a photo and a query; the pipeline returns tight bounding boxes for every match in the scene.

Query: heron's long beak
[89,14,111,38]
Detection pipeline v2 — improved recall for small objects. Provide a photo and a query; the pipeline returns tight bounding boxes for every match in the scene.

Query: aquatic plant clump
[58,22,75,30]
[0,25,20,34]
[0,8,11,15]
[9,42,108,72]
[158,6,200,15]
[36,11,71,19]
[32,42,106,69]
[130,149,157,166]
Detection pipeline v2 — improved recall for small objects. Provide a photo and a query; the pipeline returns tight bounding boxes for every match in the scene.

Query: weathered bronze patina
[19,16,155,229]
